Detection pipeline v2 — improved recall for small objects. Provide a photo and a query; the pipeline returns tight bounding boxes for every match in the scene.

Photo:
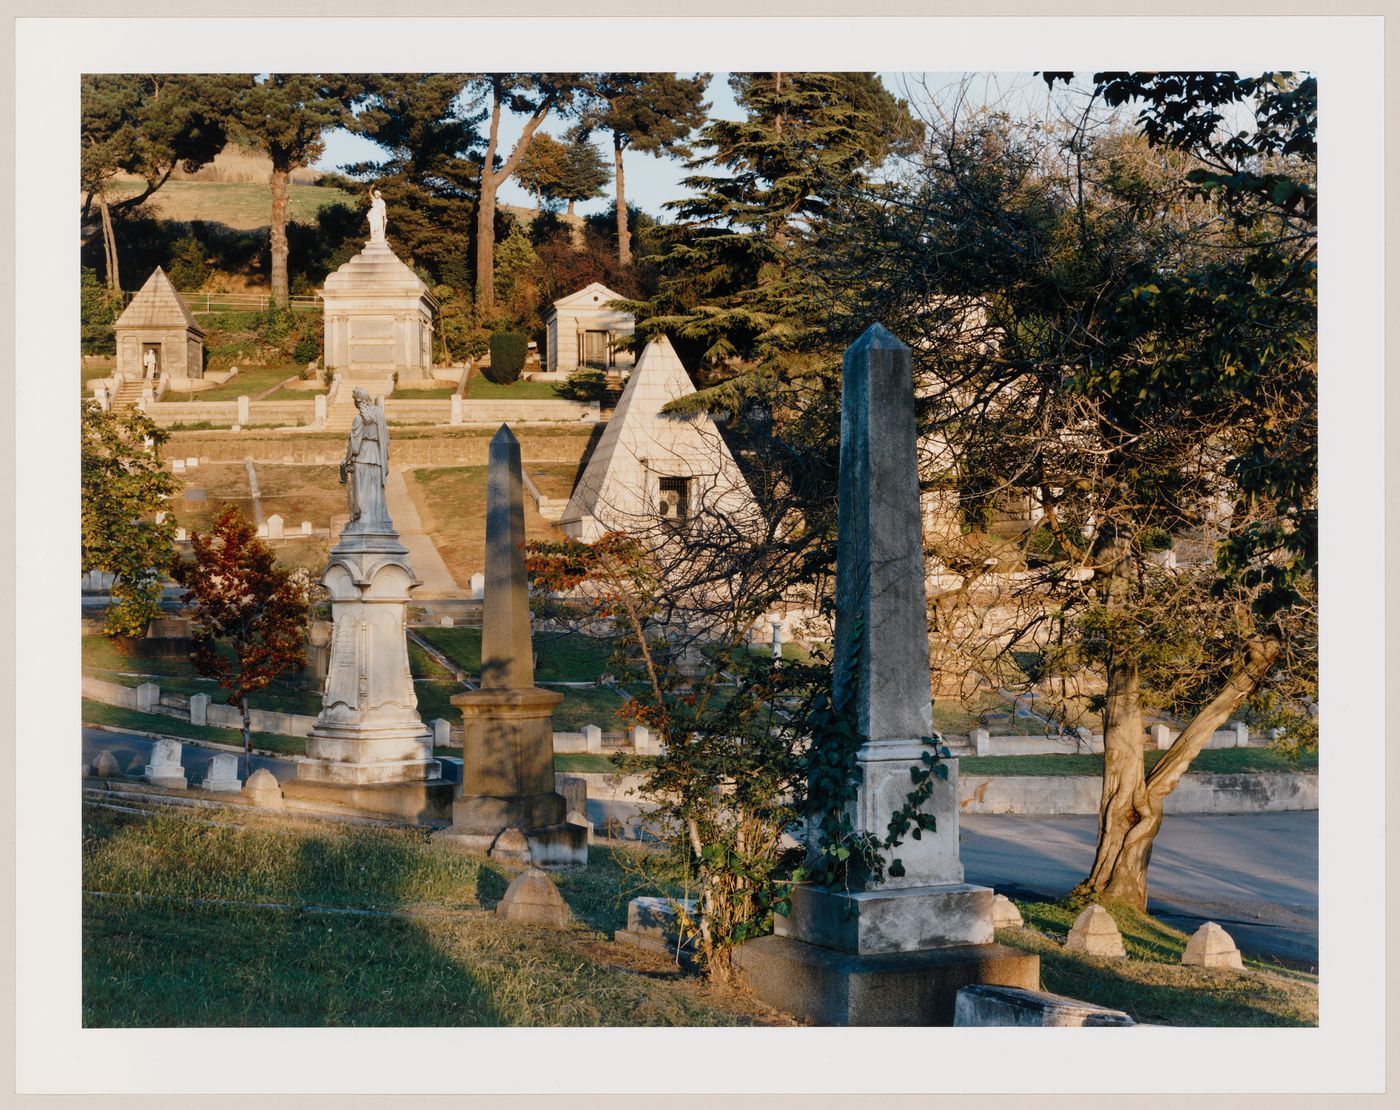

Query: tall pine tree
[629,72,921,409]
[234,75,362,306]
[578,73,710,265]
[341,73,483,286]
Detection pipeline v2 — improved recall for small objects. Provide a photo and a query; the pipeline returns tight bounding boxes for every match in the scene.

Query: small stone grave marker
[301,520,313,536]
[496,869,571,929]
[1065,904,1125,958]
[201,753,242,792]
[1181,922,1244,970]
[242,768,283,808]
[143,738,188,789]
[991,894,1023,928]
[267,514,284,540]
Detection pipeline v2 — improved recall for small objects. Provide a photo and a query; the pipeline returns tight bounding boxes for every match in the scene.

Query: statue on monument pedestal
[340,388,389,529]
[367,187,388,243]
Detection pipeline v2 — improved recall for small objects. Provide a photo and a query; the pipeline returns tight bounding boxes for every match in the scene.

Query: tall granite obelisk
[734,325,1037,1024]
[432,424,588,867]
[282,390,453,821]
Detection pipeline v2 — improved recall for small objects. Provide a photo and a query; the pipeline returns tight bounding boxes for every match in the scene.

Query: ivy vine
[791,616,952,895]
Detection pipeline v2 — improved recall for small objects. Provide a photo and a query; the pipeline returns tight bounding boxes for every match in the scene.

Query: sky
[314,72,1069,220]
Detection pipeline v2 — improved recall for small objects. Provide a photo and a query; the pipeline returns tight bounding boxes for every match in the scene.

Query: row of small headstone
[580,723,656,755]
[85,740,284,807]
[1061,903,1244,969]
[170,457,201,473]
[254,516,317,541]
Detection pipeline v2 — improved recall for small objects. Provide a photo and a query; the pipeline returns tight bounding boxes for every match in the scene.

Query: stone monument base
[777,883,994,954]
[734,935,1040,1026]
[280,776,456,823]
[432,819,588,868]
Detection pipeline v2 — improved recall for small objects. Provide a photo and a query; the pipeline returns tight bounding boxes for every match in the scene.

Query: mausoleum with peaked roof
[320,240,437,380]
[113,267,205,381]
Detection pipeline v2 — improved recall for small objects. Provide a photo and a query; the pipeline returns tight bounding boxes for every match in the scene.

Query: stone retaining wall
[959,772,1317,815]
[163,431,596,466]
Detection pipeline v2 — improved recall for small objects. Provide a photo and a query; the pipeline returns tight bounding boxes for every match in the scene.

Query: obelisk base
[733,936,1039,1026]
[431,685,588,868]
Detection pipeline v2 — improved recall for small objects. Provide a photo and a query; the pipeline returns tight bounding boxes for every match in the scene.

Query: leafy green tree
[577,73,710,264]
[471,74,594,314]
[340,74,483,285]
[81,267,124,354]
[233,75,362,305]
[513,132,570,212]
[81,401,179,637]
[628,72,921,409]
[80,74,248,290]
[171,506,312,774]
[550,139,611,218]
[812,74,1316,908]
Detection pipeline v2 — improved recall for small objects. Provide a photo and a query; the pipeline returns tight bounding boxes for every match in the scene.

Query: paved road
[961,812,1318,968]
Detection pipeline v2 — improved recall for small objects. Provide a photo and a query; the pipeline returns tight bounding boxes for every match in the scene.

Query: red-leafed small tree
[171,506,312,774]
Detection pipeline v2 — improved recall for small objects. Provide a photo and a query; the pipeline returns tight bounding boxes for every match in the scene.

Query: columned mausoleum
[113,267,205,380]
[544,281,635,373]
[319,240,437,380]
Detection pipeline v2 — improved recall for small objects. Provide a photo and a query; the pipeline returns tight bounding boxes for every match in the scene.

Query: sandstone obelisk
[433,425,588,867]
[734,325,1037,1024]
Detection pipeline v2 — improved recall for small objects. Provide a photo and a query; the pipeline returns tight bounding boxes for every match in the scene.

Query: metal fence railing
[123,289,320,314]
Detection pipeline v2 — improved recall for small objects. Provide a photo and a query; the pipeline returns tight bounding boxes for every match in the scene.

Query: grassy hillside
[104,179,356,230]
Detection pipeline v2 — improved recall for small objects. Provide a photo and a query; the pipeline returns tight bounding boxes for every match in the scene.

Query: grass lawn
[82,360,116,389]
[82,804,781,1027]
[553,685,631,732]
[261,385,325,401]
[175,462,345,542]
[393,385,458,399]
[192,365,301,401]
[103,179,354,230]
[960,748,1318,777]
[462,376,563,401]
[997,899,1317,1026]
[409,466,566,582]
[416,626,613,683]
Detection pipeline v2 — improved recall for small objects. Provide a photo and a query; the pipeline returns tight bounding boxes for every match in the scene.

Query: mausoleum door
[583,330,609,369]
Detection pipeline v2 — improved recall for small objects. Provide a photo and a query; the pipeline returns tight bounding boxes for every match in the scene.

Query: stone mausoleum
[319,239,436,380]
[113,267,205,380]
[544,281,635,373]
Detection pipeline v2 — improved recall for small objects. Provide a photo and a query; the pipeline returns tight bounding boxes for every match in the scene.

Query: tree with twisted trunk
[801,72,1316,909]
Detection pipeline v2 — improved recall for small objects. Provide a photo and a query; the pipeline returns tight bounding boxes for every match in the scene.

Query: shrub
[484,332,527,384]
[81,267,122,355]
[556,367,607,401]
[293,330,320,365]
[168,235,210,291]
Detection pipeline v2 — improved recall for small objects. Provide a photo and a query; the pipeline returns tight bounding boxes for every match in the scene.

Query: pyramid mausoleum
[113,267,205,380]
[320,240,437,379]
[559,336,758,542]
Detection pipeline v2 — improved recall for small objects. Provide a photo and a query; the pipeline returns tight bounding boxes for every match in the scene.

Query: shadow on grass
[83,808,503,1026]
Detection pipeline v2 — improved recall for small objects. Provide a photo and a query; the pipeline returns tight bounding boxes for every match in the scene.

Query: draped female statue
[340,388,390,528]
[367,187,388,243]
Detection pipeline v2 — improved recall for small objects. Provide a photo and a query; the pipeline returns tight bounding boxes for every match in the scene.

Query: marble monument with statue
[319,190,437,380]
[281,391,454,820]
